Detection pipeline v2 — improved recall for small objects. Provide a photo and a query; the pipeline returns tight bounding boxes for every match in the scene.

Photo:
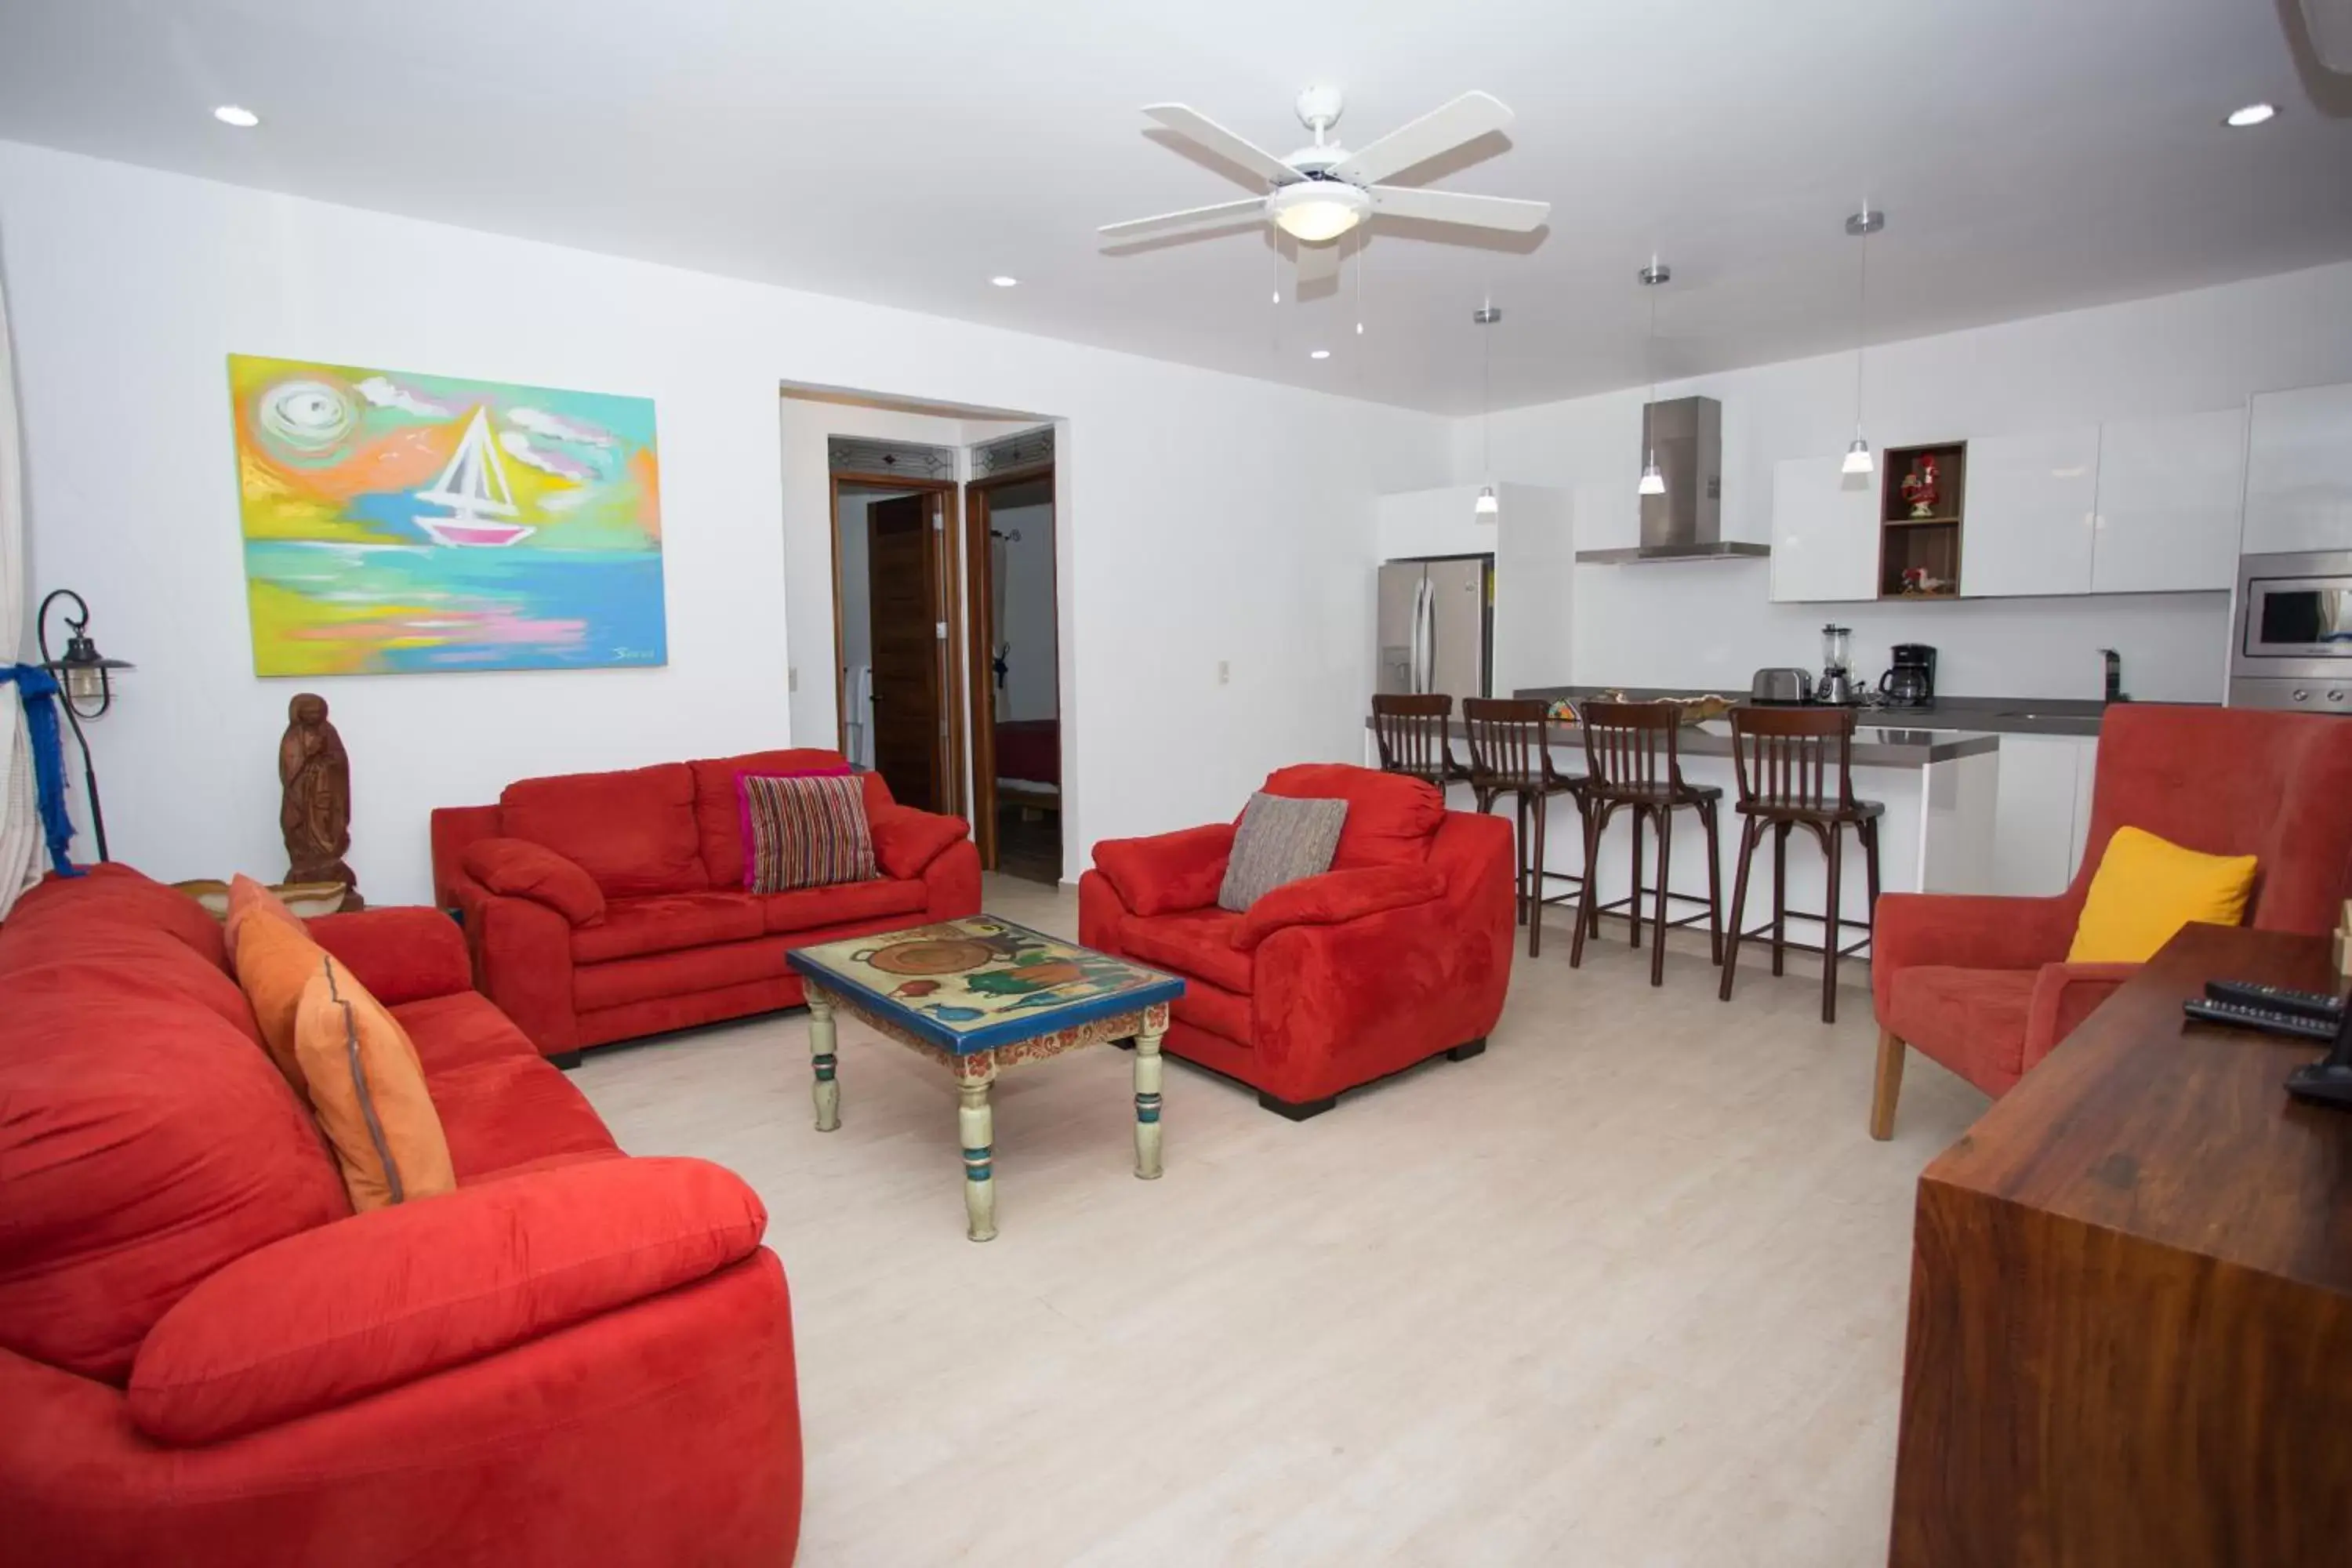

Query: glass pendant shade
[1639,454,1666,496]
[1842,437,1875,476]
[1474,484,1500,518]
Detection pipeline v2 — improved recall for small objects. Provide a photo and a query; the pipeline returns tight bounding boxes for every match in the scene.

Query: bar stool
[1570,700,1724,986]
[1716,705,1883,1023]
[1370,693,1465,790]
[1461,698,1589,958]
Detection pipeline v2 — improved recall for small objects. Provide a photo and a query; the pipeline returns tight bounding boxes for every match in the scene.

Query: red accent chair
[1080,764,1515,1119]
[1871,704,2352,1138]
[433,748,980,1061]
[0,865,801,1566]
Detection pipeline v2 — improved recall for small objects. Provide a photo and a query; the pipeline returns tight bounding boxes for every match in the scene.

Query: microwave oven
[2230,549,2352,713]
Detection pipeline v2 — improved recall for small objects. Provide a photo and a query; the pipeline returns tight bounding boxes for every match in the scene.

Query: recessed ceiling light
[1309,349,1330,360]
[213,104,260,128]
[989,275,1018,288]
[2225,102,2277,128]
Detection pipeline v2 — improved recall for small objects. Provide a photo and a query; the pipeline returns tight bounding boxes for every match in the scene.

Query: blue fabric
[1,663,82,878]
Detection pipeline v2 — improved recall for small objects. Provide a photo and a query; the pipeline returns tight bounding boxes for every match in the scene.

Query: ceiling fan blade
[1141,103,1302,187]
[1098,197,1267,239]
[1294,238,1342,286]
[1367,187,1550,233]
[1331,91,1515,185]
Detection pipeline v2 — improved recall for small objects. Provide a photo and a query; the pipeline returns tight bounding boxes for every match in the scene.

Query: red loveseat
[1871,703,2352,1138]
[433,747,981,1061]
[0,865,801,1566]
[1080,764,1515,1118]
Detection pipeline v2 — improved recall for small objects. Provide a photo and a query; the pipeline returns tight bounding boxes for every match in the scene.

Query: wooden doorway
[830,473,963,818]
[964,465,1060,881]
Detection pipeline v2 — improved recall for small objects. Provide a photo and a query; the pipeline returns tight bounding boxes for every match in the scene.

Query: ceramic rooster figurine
[1900,453,1941,518]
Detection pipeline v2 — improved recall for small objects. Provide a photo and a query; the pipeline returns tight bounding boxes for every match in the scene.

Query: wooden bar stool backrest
[1577,699,1687,797]
[1371,692,1456,780]
[1461,697,1555,789]
[1727,704,1859,811]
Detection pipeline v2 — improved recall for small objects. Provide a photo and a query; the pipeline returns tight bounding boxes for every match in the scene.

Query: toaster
[1750,667,1814,704]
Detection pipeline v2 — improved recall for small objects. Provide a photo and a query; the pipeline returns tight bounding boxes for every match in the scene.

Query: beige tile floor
[574,875,1988,1566]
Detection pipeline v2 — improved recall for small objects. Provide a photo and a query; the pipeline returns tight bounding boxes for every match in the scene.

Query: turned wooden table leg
[1133,1022,1166,1180]
[808,993,840,1133]
[960,1065,999,1242]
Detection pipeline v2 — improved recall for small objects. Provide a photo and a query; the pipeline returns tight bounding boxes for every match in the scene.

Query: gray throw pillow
[1218,793,1348,913]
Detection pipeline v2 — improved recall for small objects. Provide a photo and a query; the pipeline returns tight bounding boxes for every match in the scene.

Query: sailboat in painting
[415,406,534,546]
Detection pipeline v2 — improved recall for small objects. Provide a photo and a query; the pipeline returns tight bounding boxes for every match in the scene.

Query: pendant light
[1638,260,1670,496]
[1474,302,1501,519]
[1842,208,1884,476]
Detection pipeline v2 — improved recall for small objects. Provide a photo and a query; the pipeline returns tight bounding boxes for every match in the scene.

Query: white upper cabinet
[1959,428,2100,598]
[2243,382,2352,556]
[2089,408,2245,593]
[1769,455,1878,602]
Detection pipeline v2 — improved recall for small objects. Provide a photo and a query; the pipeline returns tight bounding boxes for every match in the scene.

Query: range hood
[1575,394,1769,563]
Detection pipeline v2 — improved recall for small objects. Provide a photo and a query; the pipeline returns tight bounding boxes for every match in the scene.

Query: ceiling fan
[1100,85,1549,284]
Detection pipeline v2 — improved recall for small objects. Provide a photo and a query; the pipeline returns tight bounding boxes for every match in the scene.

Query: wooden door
[867,494,942,811]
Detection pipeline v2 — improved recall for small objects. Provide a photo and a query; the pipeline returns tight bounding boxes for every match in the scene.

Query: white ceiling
[2,0,2347,414]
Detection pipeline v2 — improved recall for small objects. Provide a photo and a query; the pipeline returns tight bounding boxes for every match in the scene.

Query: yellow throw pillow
[2068,826,2258,964]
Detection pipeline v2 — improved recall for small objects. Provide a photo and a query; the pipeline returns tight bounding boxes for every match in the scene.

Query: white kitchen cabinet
[2243,382,2352,555]
[1960,428,2100,598]
[1991,734,2097,896]
[2089,408,2245,593]
[1769,455,1878,603]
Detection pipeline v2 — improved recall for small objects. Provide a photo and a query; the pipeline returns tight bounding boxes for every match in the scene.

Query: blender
[1818,623,1857,705]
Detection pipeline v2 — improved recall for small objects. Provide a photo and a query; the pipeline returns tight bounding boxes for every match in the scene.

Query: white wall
[1460,261,2352,702]
[989,482,1057,723]
[1,140,1450,901]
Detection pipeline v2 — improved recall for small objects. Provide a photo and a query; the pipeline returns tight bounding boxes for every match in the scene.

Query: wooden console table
[1889,923,2352,1566]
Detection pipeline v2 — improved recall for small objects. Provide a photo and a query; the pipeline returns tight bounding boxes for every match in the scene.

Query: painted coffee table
[784,916,1184,1242]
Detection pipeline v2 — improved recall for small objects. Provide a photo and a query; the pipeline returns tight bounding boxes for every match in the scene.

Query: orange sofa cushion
[501,763,710,898]
[294,955,457,1211]
[232,901,330,1087]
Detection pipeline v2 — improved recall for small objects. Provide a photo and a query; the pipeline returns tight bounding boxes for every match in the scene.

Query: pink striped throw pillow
[740,773,877,892]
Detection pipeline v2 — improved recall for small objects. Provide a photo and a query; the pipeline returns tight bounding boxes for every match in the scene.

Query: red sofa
[0,865,801,1566]
[433,747,981,1061]
[1871,703,2352,1138]
[1080,764,1515,1118]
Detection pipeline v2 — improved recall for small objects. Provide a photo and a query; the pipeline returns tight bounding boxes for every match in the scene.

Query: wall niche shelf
[1878,441,1967,599]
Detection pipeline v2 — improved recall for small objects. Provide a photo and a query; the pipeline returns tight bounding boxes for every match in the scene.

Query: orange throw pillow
[294,953,455,1211]
[230,899,327,1088]
[224,873,304,966]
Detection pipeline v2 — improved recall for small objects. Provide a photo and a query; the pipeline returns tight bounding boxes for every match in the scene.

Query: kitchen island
[1364,702,2002,955]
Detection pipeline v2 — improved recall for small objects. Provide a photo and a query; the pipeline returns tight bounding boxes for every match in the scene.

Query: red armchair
[1871,703,2352,1138]
[0,865,801,1566]
[433,746,980,1061]
[1080,764,1515,1118]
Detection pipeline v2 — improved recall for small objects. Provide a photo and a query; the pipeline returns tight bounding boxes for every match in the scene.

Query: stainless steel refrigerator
[1377,555,1493,702]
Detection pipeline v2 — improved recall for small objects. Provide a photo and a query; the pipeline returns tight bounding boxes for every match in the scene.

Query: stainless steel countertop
[1368,713,1998,767]
[1512,684,2121,739]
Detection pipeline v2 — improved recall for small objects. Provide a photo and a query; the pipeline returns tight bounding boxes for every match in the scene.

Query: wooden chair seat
[1570,701,1723,986]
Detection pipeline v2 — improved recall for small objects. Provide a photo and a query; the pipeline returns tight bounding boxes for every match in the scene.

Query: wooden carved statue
[279,692,358,902]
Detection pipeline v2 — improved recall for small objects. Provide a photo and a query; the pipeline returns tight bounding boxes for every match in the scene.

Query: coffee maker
[1881,643,1936,708]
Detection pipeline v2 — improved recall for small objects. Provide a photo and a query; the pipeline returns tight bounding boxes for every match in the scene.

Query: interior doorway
[831,474,961,815]
[964,463,1059,883]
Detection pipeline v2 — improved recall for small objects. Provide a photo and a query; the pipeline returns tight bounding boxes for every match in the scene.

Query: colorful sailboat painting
[230,355,666,676]
[414,408,533,547]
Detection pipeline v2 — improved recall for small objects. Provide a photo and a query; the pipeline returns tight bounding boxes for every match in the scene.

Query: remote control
[2203,978,2345,1023]
[2181,997,2342,1043]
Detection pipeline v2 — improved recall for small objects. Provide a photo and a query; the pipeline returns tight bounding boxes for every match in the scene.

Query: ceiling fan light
[1842,437,1875,476]
[1474,485,1500,518]
[1639,456,1667,496]
[1269,182,1369,243]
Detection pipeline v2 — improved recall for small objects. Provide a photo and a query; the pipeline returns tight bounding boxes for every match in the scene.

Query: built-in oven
[2230,549,2352,713]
